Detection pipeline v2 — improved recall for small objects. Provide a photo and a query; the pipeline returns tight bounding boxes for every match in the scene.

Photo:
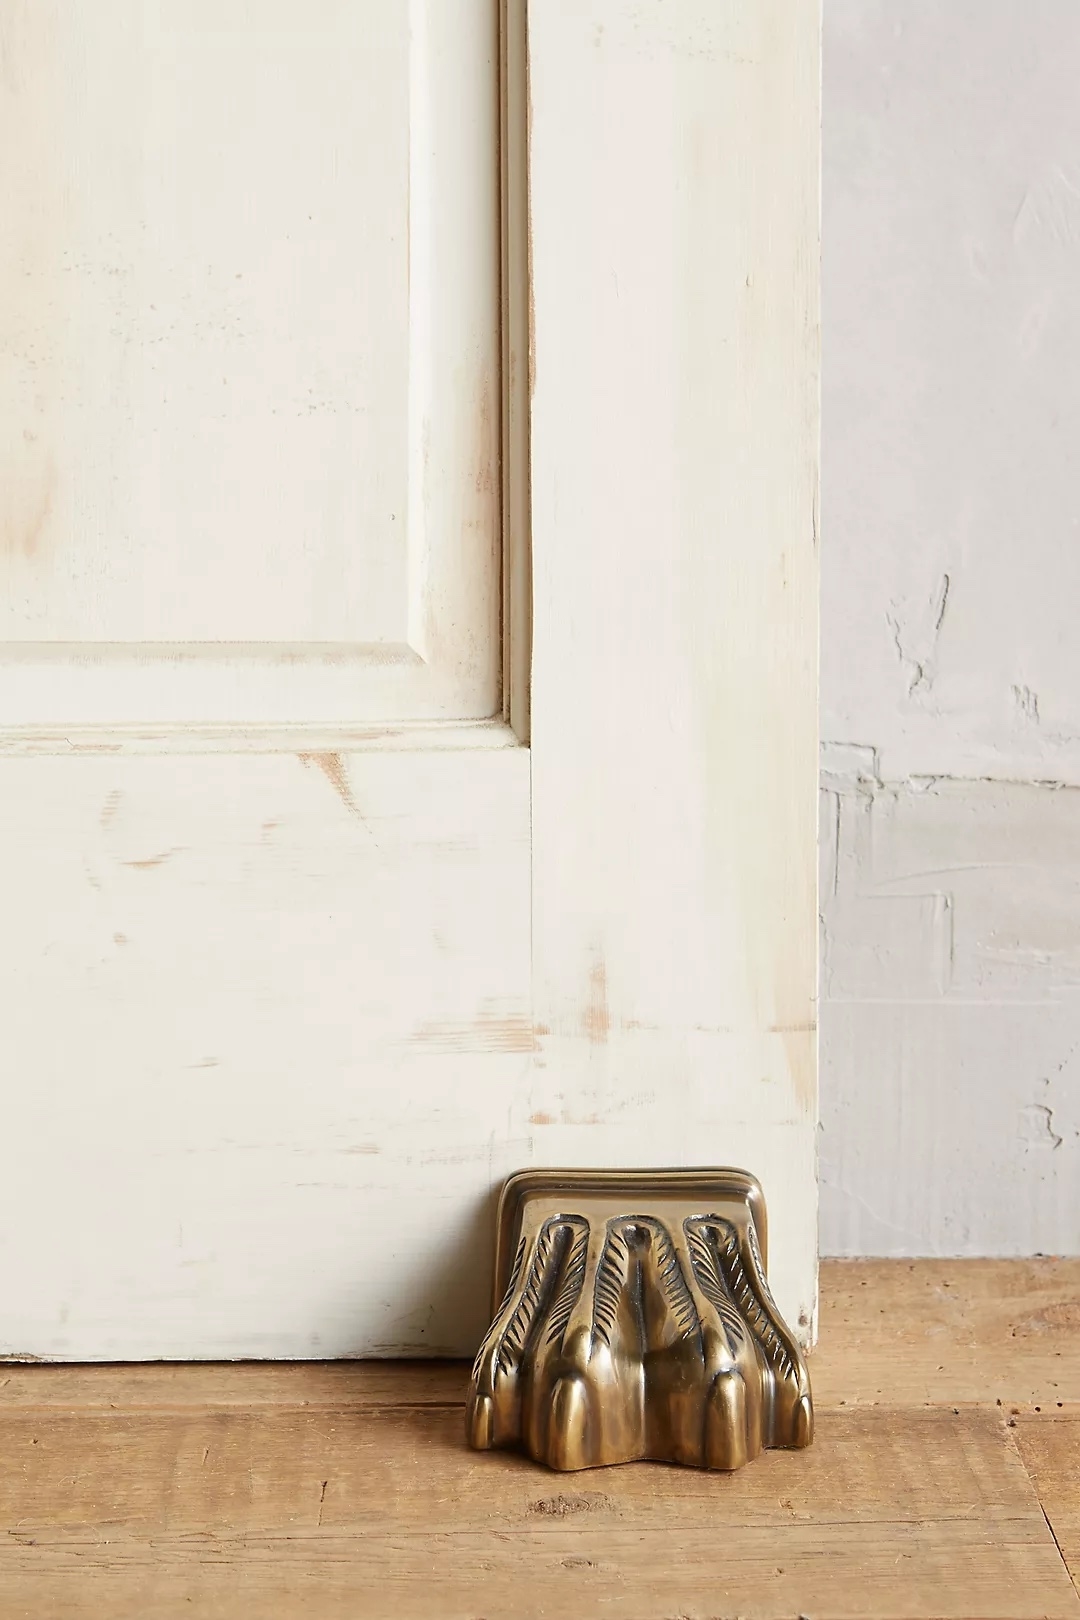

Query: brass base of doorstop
[466,1168,813,1471]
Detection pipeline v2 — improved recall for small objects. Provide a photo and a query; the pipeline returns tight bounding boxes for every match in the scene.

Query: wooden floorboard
[814,1257,1080,1408]
[0,1358,462,1411]
[1013,1412,1080,1598]
[0,1260,1078,1618]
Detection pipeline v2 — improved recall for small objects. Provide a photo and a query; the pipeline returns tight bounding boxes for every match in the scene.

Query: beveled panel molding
[467,1168,813,1471]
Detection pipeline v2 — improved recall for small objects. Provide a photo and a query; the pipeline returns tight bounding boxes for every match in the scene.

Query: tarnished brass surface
[466,1168,813,1471]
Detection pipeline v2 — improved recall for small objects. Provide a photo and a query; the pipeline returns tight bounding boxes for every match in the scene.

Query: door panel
[0,0,500,726]
[0,746,530,1358]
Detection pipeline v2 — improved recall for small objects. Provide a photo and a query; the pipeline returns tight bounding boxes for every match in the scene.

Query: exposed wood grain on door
[777,1019,817,1115]
[581,955,610,1044]
[121,847,186,872]
[410,1012,538,1055]
[3,454,57,560]
[297,752,366,825]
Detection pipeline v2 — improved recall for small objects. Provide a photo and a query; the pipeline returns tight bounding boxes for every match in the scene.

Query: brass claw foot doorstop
[467,1169,813,1471]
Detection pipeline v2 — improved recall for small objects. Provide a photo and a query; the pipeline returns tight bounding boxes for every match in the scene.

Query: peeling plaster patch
[885,609,925,697]
[885,574,951,701]
[825,773,1080,998]
[1013,684,1041,725]
[933,573,951,635]
[820,741,880,789]
[819,787,841,901]
[1019,1103,1063,1150]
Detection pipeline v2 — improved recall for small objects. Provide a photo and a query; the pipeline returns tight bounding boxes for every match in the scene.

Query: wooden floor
[1,1261,1078,1619]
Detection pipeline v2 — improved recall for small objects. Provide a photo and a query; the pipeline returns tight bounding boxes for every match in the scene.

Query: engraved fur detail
[710,1217,798,1384]
[588,1223,631,1346]
[545,1216,591,1344]
[635,1217,698,1340]
[683,1219,747,1349]
[471,1233,527,1382]
[474,1217,580,1383]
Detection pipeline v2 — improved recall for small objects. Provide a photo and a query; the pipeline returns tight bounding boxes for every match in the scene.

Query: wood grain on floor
[814,1257,1080,1407]
[1014,1412,1080,1597]
[0,1260,1078,1619]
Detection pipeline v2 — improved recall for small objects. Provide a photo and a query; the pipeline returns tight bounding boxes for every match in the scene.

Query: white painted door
[0,0,820,1359]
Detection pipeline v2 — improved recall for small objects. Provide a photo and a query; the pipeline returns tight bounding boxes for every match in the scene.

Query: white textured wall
[821,1,1080,1254]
